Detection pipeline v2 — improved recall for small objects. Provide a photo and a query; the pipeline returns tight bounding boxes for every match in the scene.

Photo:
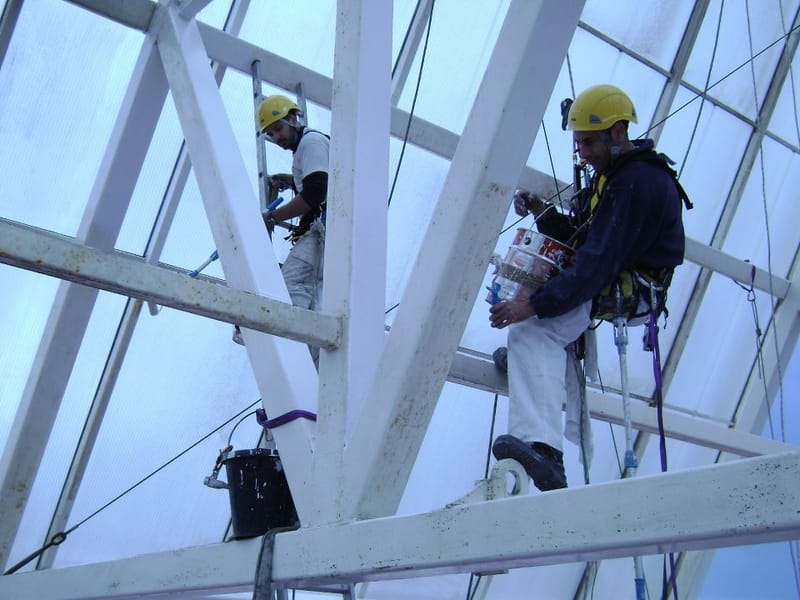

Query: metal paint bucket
[223,448,298,538]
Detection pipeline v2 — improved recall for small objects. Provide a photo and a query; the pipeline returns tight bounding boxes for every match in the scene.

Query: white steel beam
[145,0,250,315]
[277,453,800,585]
[0,37,167,571]
[684,238,790,299]
[155,3,319,521]
[65,0,155,30]
[311,0,390,525]
[585,390,793,458]
[343,0,586,520]
[446,350,793,458]
[3,452,798,599]
[0,218,340,348]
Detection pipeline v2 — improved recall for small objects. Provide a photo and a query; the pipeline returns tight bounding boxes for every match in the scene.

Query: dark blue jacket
[531,140,686,318]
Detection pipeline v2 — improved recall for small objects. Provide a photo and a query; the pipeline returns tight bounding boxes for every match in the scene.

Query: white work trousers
[282,221,324,310]
[281,221,325,363]
[507,302,591,451]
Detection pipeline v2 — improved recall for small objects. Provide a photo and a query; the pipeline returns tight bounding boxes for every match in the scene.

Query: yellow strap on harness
[589,174,607,213]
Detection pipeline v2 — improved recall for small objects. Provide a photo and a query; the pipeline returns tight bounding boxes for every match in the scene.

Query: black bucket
[223,448,298,539]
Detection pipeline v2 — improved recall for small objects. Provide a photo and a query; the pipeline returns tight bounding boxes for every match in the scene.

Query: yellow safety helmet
[258,95,300,131]
[567,84,637,132]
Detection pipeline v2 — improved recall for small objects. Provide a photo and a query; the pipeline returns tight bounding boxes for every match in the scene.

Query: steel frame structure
[0,1,798,599]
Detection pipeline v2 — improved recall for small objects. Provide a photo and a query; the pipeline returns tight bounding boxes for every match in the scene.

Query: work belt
[287,202,326,243]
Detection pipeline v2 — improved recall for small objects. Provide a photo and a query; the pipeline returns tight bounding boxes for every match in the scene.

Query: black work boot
[492,434,567,491]
[492,347,508,373]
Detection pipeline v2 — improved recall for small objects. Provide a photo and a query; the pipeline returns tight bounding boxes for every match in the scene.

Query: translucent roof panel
[0,1,140,236]
[580,0,696,70]
[0,1,798,599]
[390,0,510,134]
[684,0,795,120]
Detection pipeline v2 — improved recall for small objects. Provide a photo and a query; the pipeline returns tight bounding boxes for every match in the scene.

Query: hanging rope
[464,392,499,600]
[741,28,798,600]
[388,0,436,207]
[540,121,565,207]
[566,54,577,98]
[678,0,724,178]
[745,0,787,444]
[644,21,800,139]
[731,263,800,597]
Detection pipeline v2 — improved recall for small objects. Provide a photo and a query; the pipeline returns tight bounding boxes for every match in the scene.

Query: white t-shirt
[292,130,330,193]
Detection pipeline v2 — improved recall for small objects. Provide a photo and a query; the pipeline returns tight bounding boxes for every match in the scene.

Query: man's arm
[263,171,327,225]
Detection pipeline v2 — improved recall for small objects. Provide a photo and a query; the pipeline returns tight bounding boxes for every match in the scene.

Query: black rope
[678,0,723,179]
[461,395,499,600]
[748,8,786,447]
[644,21,800,139]
[541,120,564,206]
[566,53,577,99]
[608,423,624,478]
[484,394,499,479]
[3,398,262,576]
[742,0,788,448]
[388,0,436,207]
[466,573,483,600]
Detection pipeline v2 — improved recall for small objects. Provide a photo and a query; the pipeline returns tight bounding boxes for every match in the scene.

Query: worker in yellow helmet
[488,84,691,491]
[234,94,329,367]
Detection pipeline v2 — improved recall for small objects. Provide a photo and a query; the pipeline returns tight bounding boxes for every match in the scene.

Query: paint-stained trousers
[506,302,591,451]
[281,220,325,365]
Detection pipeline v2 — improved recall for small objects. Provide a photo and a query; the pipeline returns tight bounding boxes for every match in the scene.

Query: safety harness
[576,149,693,322]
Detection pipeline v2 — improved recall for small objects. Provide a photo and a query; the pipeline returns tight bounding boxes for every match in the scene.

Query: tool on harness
[612,282,647,600]
[609,272,678,600]
[285,200,326,243]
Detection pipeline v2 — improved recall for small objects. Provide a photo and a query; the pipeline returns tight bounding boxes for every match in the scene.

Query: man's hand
[489,298,536,329]
[513,189,548,218]
[269,173,294,191]
[262,210,275,234]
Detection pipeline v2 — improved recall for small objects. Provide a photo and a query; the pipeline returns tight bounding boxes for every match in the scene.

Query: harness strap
[647,311,680,600]
[256,408,317,429]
